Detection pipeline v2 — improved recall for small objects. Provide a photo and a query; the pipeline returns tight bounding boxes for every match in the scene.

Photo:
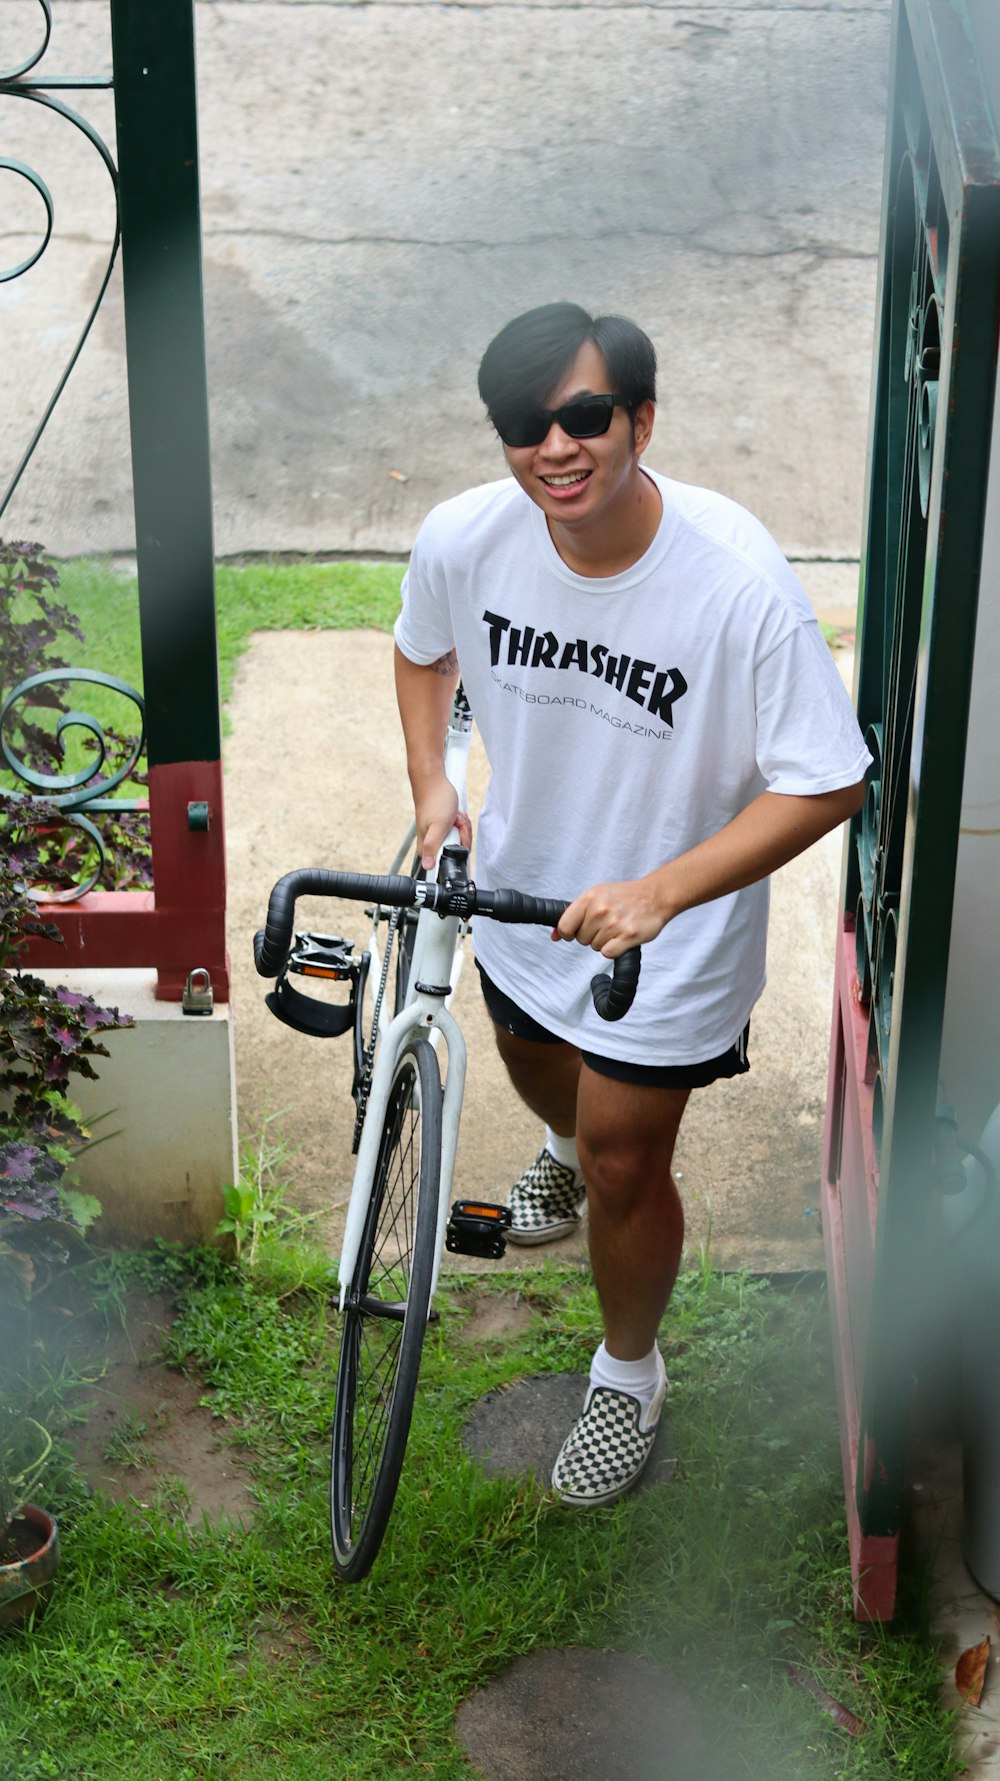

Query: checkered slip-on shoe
[506,1147,585,1246]
[551,1357,667,1507]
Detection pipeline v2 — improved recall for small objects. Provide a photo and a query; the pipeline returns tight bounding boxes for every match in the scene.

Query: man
[393,302,869,1508]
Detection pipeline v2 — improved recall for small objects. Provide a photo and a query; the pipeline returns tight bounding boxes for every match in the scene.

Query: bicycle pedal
[445,1200,513,1260]
[288,931,357,979]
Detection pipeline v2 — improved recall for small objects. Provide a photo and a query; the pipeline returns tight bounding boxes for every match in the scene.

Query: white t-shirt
[394,470,871,1064]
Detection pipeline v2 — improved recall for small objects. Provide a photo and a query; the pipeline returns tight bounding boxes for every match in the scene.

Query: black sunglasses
[494,392,633,450]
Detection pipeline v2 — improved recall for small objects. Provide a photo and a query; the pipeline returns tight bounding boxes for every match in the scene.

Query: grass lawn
[0,1230,956,1781]
[2,556,405,806]
[13,553,841,752]
[52,556,405,719]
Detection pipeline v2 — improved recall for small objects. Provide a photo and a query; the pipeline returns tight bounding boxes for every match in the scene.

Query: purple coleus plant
[0,1147,61,1221]
[1,793,132,1249]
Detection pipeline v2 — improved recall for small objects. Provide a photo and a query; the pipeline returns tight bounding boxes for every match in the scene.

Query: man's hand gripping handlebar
[253,849,641,1022]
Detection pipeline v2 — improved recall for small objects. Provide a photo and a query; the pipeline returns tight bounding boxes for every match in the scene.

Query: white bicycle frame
[337,695,473,1311]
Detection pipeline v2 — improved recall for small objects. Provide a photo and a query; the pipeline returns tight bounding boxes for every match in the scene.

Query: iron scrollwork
[1,668,146,902]
[1,0,120,518]
[855,133,945,1140]
[1,4,142,903]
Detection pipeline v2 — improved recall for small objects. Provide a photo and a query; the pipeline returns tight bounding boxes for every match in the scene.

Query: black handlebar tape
[253,868,418,977]
[475,888,569,929]
[474,888,641,1021]
[590,947,641,1021]
[254,870,642,1018]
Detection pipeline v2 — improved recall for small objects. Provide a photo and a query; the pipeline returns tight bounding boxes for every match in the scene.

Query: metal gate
[2,1,228,1003]
[822,0,1000,1620]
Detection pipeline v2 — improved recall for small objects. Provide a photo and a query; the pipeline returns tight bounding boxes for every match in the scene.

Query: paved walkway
[226,590,856,1279]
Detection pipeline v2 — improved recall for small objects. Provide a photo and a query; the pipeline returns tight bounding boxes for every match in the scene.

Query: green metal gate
[2,0,228,1003]
[822,0,1000,1619]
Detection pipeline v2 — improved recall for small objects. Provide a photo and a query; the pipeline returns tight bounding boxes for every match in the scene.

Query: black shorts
[476,961,751,1089]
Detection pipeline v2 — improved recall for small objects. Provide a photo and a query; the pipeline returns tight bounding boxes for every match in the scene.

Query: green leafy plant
[1,796,129,1245]
[0,796,132,1541]
[216,1113,317,1272]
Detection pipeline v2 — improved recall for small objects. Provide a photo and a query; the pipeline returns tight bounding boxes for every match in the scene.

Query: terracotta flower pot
[0,1505,60,1627]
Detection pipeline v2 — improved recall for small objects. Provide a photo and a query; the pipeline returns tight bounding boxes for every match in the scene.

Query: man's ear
[633,399,655,457]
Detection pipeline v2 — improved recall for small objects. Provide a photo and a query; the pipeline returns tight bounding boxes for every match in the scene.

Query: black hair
[477,302,657,432]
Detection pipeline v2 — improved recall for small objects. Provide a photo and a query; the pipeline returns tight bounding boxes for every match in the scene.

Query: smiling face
[500,339,657,566]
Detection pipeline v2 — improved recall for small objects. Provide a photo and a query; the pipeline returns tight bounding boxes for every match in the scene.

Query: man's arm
[558,780,865,957]
[394,643,472,868]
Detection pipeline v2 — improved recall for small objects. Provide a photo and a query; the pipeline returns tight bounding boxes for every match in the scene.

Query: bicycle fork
[336,994,467,1312]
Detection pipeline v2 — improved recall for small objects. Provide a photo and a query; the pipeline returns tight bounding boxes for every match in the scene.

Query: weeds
[216,1114,318,1274]
[101,1411,150,1471]
[0,1239,956,1781]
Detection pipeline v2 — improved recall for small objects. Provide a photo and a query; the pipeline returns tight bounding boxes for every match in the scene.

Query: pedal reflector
[445,1199,513,1259]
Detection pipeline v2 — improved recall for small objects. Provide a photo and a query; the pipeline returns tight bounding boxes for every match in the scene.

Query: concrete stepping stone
[458,1383,699,1779]
[462,1371,677,1491]
[455,1645,706,1781]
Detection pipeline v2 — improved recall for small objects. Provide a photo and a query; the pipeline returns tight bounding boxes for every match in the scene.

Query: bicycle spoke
[331,1038,441,1581]
[353,1319,403,1508]
[343,1093,419,1529]
[367,1099,419,1294]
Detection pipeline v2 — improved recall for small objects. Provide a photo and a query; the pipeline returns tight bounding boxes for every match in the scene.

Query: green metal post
[109,0,219,765]
[109,0,228,999]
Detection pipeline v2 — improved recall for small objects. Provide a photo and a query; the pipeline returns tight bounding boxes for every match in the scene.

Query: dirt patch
[452,1287,537,1345]
[62,1287,255,1527]
[462,1374,677,1492]
[249,1614,320,1667]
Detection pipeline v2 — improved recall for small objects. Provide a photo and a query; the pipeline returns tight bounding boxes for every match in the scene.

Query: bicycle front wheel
[331,1036,442,1581]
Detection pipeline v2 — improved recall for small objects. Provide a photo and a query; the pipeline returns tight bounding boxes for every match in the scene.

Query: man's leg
[491,1024,689,1338]
[491,1025,580,1136]
[491,1026,690,1500]
[575,1064,690,1359]
[543,1066,689,1505]
[490,1025,586,1242]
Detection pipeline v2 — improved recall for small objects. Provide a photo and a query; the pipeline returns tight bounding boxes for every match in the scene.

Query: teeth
[544,472,589,487]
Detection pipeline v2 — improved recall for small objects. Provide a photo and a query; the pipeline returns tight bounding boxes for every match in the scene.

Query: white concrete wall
[939,363,1000,1143]
[36,968,238,1246]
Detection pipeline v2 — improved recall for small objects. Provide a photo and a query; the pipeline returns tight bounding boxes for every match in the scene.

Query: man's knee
[579,1132,669,1212]
[577,1080,688,1209]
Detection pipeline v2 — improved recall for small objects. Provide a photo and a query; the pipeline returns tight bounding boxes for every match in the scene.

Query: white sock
[545,1127,583,1183]
[589,1341,667,1429]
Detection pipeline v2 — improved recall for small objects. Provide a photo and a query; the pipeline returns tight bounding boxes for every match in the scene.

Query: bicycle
[253,686,641,1582]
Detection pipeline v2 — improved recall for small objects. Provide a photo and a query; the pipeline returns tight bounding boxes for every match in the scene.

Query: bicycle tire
[330,1036,442,1581]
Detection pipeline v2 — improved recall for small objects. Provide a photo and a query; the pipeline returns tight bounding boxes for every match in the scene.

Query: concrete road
[4,0,888,1270]
[1,0,890,562]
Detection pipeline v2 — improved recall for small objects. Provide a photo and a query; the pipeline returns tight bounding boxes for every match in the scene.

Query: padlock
[182,967,213,1015]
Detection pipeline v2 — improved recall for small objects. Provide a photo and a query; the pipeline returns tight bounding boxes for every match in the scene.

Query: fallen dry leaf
[788,1664,867,1736]
[956,1636,991,1707]
[388,469,409,482]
